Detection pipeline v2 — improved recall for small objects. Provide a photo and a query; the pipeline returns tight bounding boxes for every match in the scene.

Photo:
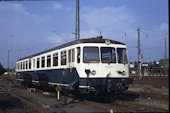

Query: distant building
[129,62,137,76]
[142,63,149,67]
[129,62,135,68]
[159,59,169,69]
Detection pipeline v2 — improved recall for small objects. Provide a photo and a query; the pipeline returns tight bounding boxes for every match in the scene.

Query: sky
[0,0,169,68]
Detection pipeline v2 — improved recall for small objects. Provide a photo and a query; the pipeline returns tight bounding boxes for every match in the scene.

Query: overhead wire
[101,4,168,31]
[91,0,132,16]
[135,4,168,18]
[100,5,168,42]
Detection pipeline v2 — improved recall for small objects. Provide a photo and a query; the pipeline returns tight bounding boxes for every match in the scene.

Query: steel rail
[113,100,169,112]
[125,90,169,100]
[1,77,168,113]
[4,89,46,113]
[83,100,136,112]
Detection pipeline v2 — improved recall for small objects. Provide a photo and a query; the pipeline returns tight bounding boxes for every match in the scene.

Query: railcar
[16,36,133,94]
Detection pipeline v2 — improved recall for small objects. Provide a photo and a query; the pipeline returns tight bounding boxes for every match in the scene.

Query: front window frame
[117,48,128,64]
[83,46,100,63]
[101,47,116,63]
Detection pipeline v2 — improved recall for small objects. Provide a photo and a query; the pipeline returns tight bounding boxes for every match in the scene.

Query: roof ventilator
[96,36,102,39]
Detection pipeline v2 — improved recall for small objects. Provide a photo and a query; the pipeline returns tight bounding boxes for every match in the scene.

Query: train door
[68,49,75,83]
[33,59,35,70]
[68,49,75,68]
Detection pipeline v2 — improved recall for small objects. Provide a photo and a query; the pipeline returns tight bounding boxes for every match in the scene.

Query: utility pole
[164,37,167,59]
[77,0,80,40]
[137,27,142,79]
[75,0,77,40]
[75,0,80,40]
[12,60,14,76]
[8,49,10,76]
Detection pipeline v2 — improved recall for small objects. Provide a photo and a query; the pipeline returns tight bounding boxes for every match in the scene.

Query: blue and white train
[16,36,133,94]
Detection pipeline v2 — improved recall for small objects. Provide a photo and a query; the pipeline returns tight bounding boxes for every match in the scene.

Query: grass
[141,85,156,93]
[129,84,168,94]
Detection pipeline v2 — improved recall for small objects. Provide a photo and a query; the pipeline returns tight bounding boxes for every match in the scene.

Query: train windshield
[117,48,128,64]
[101,47,116,63]
[83,47,99,63]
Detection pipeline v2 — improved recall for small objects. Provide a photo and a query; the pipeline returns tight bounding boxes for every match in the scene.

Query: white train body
[16,37,133,93]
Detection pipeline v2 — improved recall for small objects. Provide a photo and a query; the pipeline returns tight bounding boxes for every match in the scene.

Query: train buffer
[27,88,36,92]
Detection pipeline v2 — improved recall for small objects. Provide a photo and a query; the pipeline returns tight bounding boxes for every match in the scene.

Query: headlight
[117,70,126,76]
[91,70,96,75]
[122,71,126,75]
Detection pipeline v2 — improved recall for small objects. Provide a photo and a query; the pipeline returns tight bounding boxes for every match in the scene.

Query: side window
[41,56,45,68]
[20,62,21,70]
[68,50,71,63]
[23,61,25,70]
[26,61,28,69]
[37,58,40,68]
[47,55,51,67]
[29,60,31,69]
[33,59,35,68]
[61,50,66,65]
[21,62,22,70]
[72,49,75,62]
[77,47,80,63]
[53,53,58,66]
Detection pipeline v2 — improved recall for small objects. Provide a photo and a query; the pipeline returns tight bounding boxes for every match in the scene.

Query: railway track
[131,75,169,88]
[0,77,169,113]
[6,90,46,113]
[2,88,169,113]
[83,94,169,112]
[83,98,169,112]
[0,85,46,113]
[112,100,168,112]
[125,90,169,101]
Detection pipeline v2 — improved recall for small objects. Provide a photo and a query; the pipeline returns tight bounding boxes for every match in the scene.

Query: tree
[0,62,5,76]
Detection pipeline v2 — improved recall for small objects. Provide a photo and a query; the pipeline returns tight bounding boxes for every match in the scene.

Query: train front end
[77,40,133,94]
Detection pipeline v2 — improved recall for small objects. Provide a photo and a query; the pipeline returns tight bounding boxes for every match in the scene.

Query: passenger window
[29,60,31,69]
[47,55,51,67]
[23,61,25,69]
[77,47,80,63]
[68,50,71,63]
[33,59,35,68]
[26,61,28,69]
[61,51,66,65]
[72,49,75,62]
[21,62,22,70]
[53,53,58,66]
[41,57,45,68]
[37,58,40,68]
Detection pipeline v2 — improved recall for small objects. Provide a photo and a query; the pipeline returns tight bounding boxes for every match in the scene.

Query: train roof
[18,36,125,61]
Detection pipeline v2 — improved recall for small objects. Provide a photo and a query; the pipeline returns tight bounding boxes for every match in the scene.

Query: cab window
[83,47,99,63]
[101,47,116,63]
[117,48,128,64]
